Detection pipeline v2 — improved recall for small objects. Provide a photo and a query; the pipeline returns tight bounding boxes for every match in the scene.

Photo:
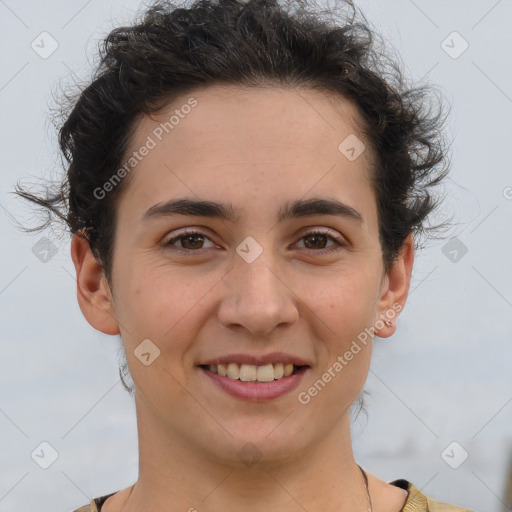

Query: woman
[14,0,471,510]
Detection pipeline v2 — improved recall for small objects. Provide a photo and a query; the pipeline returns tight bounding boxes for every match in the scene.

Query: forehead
[120,85,375,221]
[130,84,369,159]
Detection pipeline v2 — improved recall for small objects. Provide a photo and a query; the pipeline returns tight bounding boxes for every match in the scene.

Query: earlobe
[70,232,120,335]
[375,234,414,338]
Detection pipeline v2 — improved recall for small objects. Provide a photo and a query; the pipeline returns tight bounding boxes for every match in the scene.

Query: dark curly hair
[14,0,450,385]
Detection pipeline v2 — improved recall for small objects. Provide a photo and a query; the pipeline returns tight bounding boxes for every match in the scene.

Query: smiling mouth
[199,363,307,383]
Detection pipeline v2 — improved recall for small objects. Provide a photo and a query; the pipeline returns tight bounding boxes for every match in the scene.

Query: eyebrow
[141,197,363,224]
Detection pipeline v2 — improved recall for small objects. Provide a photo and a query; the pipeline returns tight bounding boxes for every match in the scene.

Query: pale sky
[1,1,511,511]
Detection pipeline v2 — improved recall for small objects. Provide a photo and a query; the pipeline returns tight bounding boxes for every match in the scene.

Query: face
[77,84,411,467]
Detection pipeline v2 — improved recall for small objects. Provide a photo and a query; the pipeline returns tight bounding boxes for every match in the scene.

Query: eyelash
[163,228,345,255]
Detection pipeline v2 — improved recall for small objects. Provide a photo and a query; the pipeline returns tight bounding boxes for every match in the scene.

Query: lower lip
[199,366,309,402]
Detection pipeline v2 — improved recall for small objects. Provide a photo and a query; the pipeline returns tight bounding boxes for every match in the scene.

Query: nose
[217,253,299,337]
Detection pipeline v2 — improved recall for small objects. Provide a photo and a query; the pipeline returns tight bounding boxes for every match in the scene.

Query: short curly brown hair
[14,0,450,292]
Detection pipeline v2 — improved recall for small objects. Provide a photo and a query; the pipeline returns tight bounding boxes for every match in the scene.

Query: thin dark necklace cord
[121,468,373,512]
[358,465,373,512]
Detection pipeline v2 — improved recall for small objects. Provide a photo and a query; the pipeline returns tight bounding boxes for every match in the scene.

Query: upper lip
[198,352,311,367]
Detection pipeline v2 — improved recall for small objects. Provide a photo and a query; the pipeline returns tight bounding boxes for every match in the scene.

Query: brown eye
[179,234,205,249]
[296,230,344,254]
[165,230,216,252]
[303,233,329,249]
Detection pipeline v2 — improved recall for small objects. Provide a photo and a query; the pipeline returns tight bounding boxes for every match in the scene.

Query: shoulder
[72,481,472,512]
[70,492,118,512]
[390,479,472,512]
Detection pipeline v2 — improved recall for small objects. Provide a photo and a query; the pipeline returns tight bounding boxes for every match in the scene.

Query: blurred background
[1,1,511,511]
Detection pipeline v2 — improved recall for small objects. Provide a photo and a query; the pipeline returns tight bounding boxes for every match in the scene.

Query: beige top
[71,479,472,511]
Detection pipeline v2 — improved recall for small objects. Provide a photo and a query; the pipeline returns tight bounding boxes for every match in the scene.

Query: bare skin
[101,473,408,512]
[72,85,412,512]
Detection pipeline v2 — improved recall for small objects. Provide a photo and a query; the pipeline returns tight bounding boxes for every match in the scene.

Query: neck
[123,398,370,512]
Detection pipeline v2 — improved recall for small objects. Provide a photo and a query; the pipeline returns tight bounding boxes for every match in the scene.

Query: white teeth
[273,363,284,379]
[227,363,240,379]
[256,364,275,382]
[239,364,257,382]
[206,362,300,382]
[284,363,294,377]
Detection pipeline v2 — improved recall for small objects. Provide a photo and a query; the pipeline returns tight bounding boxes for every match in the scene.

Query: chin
[200,423,310,470]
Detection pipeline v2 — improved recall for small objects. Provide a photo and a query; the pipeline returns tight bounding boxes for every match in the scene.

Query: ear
[70,232,120,335]
[374,233,414,338]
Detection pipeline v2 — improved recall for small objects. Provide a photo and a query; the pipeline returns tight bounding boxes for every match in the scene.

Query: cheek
[301,271,377,394]
[118,269,212,355]
[307,268,380,337]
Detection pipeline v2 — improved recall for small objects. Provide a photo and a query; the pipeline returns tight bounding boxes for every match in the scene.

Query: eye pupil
[304,234,327,249]
[182,234,204,249]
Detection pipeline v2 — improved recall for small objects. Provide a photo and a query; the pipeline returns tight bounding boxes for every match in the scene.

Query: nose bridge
[217,242,298,335]
[234,233,281,294]
[237,255,281,301]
